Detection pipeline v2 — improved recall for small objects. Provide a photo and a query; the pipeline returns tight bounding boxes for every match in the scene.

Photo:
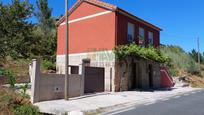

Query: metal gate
[84,67,104,93]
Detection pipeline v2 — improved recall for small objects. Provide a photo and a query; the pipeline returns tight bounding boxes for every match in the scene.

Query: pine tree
[0,0,34,59]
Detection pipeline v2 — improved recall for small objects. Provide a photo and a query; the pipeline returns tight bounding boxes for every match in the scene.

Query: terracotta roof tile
[86,0,117,10]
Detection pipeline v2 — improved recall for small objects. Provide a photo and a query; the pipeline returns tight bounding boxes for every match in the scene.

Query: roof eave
[116,8,162,31]
[55,0,117,26]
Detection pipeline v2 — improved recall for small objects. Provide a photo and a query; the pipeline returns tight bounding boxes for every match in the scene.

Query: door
[149,64,153,88]
[84,67,105,93]
[131,62,140,89]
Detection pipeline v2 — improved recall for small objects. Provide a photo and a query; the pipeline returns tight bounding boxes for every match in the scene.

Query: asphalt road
[107,89,204,115]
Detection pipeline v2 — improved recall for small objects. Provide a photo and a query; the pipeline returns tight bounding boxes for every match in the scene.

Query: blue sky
[2,0,204,52]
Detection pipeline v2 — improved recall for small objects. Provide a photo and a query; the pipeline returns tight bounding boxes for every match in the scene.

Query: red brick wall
[57,2,116,55]
[116,13,160,48]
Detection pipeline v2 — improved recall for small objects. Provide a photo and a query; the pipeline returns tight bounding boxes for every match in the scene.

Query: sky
[1,0,204,53]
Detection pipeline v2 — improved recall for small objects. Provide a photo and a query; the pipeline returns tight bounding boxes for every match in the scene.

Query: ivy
[113,44,170,63]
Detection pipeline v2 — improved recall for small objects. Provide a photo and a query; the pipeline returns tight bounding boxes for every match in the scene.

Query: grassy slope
[0,58,31,84]
[160,45,204,87]
[1,58,30,78]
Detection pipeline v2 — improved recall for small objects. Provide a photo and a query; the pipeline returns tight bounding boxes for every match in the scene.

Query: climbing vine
[113,44,170,63]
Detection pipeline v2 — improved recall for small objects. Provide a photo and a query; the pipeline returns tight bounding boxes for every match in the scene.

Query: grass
[1,57,31,78]
[0,87,40,115]
[187,75,204,88]
[183,63,204,88]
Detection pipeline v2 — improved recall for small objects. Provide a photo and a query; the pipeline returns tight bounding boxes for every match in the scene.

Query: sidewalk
[34,87,201,114]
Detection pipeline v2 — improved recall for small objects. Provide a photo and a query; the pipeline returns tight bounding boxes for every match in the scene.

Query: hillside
[160,45,204,87]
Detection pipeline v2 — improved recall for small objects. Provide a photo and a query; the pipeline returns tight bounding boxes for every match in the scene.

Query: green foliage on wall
[113,44,170,63]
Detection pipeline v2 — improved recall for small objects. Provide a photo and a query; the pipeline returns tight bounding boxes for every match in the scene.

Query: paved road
[106,89,204,115]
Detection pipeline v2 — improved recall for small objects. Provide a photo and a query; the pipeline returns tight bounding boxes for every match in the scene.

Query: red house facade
[56,0,162,91]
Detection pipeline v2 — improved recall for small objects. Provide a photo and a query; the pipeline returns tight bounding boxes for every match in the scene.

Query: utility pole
[64,0,69,100]
[197,37,201,73]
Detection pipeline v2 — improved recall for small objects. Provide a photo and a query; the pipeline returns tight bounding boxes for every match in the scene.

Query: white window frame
[127,22,135,43]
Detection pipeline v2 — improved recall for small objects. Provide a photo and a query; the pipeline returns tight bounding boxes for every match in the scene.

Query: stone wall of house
[115,58,161,91]
[151,61,161,88]
[56,50,116,91]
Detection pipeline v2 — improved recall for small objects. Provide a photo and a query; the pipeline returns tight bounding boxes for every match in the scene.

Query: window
[148,32,154,45]
[127,22,135,43]
[139,27,145,46]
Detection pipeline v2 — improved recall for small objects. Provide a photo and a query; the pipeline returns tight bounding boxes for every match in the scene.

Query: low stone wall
[30,59,83,103]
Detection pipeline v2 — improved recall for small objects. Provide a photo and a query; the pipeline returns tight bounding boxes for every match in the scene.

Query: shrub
[0,68,5,76]
[187,60,199,74]
[20,83,30,98]
[4,69,16,88]
[168,65,179,77]
[41,59,55,70]
[113,44,170,63]
[0,88,40,115]
[160,45,199,75]
[14,104,40,115]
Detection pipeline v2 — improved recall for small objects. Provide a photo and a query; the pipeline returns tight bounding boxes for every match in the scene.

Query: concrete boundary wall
[56,50,116,91]
[30,59,83,103]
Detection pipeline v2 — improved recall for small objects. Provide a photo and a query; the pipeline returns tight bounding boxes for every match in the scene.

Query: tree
[189,49,204,63]
[34,0,57,61]
[0,0,57,62]
[0,0,34,59]
[36,0,54,29]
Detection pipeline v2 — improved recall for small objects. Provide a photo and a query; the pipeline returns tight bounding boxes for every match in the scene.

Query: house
[56,0,163,92]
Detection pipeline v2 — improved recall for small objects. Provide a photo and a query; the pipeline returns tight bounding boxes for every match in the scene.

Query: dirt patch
[187,75,204,88]
[0,76,29,86]
[1,58,30,78]
[0,76,7,86]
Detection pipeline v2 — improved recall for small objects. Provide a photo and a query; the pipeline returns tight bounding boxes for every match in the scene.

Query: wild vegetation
[0,0,57,60]
[0,0,57,77]
[160,45,200,76]
[160,45,204,87]
[0,0,57,114]
[0,87,40,115]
